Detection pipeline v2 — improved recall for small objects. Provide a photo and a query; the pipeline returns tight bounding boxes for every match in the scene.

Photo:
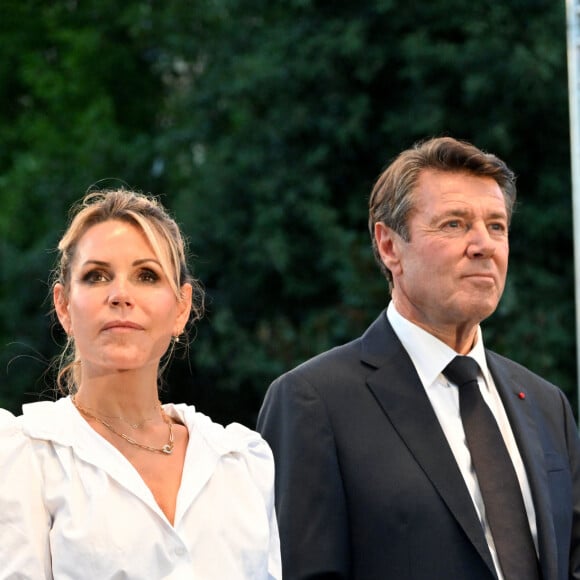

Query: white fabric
[387,302,538,580]
[0,397,281,580]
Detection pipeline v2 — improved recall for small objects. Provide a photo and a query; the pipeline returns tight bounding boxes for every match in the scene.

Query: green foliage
[0,0,575,425]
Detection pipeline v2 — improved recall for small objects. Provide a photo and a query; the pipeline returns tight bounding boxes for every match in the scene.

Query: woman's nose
[107,280,134,307]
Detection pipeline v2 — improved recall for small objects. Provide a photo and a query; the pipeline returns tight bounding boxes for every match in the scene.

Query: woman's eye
[138,269,159,283]
[82,270,108,284]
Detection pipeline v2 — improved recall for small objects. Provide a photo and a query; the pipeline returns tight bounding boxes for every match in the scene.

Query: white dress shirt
[0,397,281,580]
[387,302,538,580]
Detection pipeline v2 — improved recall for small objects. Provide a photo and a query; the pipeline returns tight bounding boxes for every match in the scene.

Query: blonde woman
[0,189,281,579]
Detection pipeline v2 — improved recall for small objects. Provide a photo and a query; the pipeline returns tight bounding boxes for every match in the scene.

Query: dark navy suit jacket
[257,311,580,580]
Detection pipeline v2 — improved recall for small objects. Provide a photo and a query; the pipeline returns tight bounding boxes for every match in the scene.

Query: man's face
[377,169,509,346]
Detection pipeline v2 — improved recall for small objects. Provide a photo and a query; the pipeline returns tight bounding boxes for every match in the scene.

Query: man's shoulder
[270,310,394,394]
[288,335,363,375]
[486,349,564,397]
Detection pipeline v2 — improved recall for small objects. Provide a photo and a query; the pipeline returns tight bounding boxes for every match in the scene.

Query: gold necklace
[72,396,174,455]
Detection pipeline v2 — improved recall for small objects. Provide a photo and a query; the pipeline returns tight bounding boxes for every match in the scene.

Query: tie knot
[442,356,480,387]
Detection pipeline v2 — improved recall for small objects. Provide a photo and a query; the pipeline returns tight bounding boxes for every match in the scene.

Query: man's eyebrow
[486,211,508,220]
[435,209,508,219]
[431,208,470,222]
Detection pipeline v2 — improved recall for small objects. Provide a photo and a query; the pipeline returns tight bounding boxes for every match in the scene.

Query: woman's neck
[74,369,162,423]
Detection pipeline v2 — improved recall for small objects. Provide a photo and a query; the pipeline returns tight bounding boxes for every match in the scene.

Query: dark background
[1,0,576,427]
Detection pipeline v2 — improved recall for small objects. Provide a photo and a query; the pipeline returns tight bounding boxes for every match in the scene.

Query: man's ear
[53,283,72,335]
[374,222,404,277]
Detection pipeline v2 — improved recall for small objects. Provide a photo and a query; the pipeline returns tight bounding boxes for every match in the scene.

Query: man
[257,137,580,579]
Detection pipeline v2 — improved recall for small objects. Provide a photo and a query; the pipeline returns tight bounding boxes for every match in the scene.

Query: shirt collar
[386,301,492,388]
[22,397,249,457]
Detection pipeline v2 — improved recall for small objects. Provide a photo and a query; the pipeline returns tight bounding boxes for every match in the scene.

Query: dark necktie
[442,356,540,580]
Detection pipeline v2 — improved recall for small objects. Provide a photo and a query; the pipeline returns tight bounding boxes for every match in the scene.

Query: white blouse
[0,397,281,579]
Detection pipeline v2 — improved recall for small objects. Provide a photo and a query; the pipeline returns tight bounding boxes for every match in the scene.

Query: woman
[0,189,281,579]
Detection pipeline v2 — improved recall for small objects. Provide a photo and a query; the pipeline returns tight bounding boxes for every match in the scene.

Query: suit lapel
[486,353,557,580]
[361,314,496,575]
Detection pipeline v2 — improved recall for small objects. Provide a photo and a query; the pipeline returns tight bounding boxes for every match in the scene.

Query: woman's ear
[53,283,72,335]
[174,283,193,337]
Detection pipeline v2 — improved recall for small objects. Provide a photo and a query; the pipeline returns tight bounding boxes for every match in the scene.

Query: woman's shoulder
[0,407,21,439]
[0,406,52,578]
[0,407,17,423]
[0,398,76,455]
[0,406,39,471]
[167,403,274,471]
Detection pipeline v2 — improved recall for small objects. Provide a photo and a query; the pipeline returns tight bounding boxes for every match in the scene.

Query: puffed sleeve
[257,372,350,579]
[225,423,282,580]
[0,410,52,578]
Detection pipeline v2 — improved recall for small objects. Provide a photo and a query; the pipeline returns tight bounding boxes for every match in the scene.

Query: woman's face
[54,219,192,379]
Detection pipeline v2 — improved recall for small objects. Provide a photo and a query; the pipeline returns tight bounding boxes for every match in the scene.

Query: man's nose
[466,223,496,259]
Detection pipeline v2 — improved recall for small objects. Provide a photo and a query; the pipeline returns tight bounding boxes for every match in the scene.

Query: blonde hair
[53,188,204,393]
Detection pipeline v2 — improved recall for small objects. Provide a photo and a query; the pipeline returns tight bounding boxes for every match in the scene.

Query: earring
[174,335,180,343]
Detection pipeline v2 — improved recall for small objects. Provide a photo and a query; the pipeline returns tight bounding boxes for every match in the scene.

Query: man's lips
[101,321,144,331]
[463,273,496,282]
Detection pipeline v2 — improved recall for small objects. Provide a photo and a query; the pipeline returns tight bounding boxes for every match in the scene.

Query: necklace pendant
[161,444,173,455]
